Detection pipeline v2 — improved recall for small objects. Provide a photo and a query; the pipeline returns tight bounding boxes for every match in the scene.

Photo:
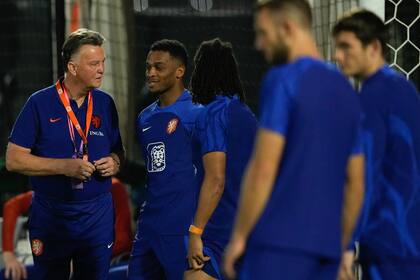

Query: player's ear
[368,39,382,58]
[282,18,295,39]
[175,65,185,80]
[67,61,77,76]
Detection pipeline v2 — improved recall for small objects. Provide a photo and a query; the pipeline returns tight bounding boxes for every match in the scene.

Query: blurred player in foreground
[223,1,365,279]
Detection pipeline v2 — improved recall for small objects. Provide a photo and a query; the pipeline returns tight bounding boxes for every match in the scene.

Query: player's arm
[341,154,364,250]
[6,142,95,180]
[188,151,226,270]
[224,128,285,279]
[338,154,364,280]
[2,192,32,280]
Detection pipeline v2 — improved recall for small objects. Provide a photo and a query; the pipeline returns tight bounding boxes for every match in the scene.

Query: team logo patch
[91,115,101,129]
[166,118,179,134]
[31,239,44,256]
[147,142,166,172]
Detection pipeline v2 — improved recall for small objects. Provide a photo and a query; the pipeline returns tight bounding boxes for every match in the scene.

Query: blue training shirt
[357,66,420,261]
[248,57,363,258]
[9,84,124,201]
[136,90,203,235]
[196,95,257,244]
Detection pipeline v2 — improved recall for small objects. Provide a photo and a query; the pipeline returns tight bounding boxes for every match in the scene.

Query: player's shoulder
[207,95,231,112]
[297,58,355,97]
[137,100,158,124]
[180,90,204,111]
[364,66,418,100]
[195,95,228,125]
[264,57,348,88]
[297,57,348,83]
[381,67,417,93]
[175,91,204,123]
[28,84,57,103]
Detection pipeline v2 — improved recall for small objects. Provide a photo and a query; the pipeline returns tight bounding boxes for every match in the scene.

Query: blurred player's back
[250,57,362,257]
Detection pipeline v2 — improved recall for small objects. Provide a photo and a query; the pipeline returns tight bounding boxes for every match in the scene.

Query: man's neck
[361,58,386,81]
[63,75,89,106]
[288,32,321,62]
[158,83,185,108]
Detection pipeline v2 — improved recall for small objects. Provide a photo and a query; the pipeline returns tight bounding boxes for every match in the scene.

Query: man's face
[334,31,369,78]
[254,9,289,64]
[70,44,105,89]
[145,51,182,94]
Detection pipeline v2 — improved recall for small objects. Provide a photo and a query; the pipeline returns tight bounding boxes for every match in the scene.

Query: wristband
[189,224,203,235]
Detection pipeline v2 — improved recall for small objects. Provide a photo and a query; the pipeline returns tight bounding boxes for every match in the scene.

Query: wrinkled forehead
[72,44,105,60]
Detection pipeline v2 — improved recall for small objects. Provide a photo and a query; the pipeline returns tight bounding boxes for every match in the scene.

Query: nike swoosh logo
[107,242,113,249]
[142,126,152,132]
[49,117,62,123]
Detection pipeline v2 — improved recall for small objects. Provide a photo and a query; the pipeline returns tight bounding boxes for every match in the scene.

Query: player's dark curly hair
[190,38,245,105]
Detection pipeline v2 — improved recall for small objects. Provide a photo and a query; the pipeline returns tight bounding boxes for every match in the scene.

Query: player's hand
[94,155,120,177]
[187,234,210,270]
[3,251,27,280]
[337,250,356,280]
[223,235,246,279]
[63,158,96,180]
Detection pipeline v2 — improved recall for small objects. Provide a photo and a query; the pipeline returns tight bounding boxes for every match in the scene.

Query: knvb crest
[147,142,166,172]
[167,118,178,134]
[91,115,101,129]
[31,239,44,256]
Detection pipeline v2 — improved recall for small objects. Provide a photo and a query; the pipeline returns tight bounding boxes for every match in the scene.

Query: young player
[128,40,203,280]
[334,9,420,280]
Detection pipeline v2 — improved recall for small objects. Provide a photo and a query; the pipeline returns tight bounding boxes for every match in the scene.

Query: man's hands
[337,250,356,280]
[63,158,96,180]
[94,155,120,177]
[223,235,246,279]
[3,252,27,280]
[187,234,210,270]
[62,154,120,180]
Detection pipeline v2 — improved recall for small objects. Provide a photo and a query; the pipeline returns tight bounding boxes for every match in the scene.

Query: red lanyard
[55,80,93,161]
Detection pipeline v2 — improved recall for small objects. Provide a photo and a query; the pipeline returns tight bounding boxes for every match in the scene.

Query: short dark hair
[62,28,105,72]
[149,39,188,68]
[333,9,388,56]
[256,0,312,29]
[190,38,245,105]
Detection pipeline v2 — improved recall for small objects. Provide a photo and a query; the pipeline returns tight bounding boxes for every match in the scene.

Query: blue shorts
[29,192,114,280]
[128,233,188,280]
[239,246,339,280]
[361,260,420,280]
